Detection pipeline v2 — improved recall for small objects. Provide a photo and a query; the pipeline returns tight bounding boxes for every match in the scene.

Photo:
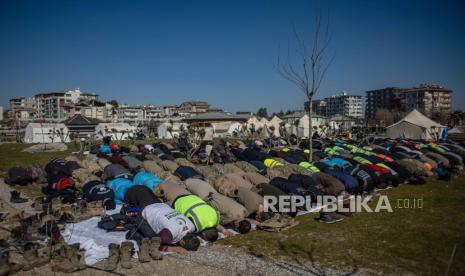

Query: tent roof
[62,114,102,125]
[387,109,445,129]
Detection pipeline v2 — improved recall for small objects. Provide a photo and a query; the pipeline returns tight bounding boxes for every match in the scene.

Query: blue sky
[1,0,464,113]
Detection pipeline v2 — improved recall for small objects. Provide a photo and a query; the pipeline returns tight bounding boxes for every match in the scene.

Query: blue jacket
[133,172,162,190]
[107,178,135,204]
[322,169,359,192]
[108,176,158,204]
[100,144,111,154]
[322,158,351,169]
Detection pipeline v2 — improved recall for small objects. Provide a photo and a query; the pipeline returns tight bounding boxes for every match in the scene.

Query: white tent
[267,116,283,137]
[246,116,262,128]
[227,122,243,136]
[259,117,270,127]
[298,114,329,138]
[95,123,137,140]
[24,123,70,143]
[386,109,445,140]
[157,122,188,139]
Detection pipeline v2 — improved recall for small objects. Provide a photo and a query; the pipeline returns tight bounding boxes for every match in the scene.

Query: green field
[0,142,464,275]
[221,176,465,275]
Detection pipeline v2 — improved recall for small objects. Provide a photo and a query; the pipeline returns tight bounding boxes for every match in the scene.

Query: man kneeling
[124,185,200,252]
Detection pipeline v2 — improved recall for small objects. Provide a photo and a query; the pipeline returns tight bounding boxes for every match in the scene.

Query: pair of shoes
[10,191,28,204]
[104,241,134,271]
[315,213,344,224]
[51,243,86,273]
[21,248,50,271]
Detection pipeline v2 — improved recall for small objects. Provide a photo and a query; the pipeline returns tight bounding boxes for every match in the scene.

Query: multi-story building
[35,92,68,121]
[160,105,179,117]
[144,105,163,120]
[34,88,99,121]
[116,105,145,123]
[73,102,110,121]
[178,101,210,114]
[364,87,404,120]
[365,84,452,119]
[10,97,36,112]
[308,92,363,118]
[403,85,452,117]
[9,97,37,120]
[11,108,37,121]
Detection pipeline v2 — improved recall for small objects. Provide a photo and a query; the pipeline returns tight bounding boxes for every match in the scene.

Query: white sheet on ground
[61,206,138,265]
[61,194,369,265]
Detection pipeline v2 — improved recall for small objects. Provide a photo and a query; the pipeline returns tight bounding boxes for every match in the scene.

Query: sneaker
[315,213,344,224]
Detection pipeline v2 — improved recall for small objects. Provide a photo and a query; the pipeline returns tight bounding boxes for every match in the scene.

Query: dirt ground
[1,179,349,276]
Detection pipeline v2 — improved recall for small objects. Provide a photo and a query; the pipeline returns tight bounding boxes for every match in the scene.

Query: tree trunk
[308,100,313,162]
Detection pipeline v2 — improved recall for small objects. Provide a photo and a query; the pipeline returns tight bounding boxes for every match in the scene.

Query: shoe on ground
[138,238,151,263]
[119,241,134,269]
[51,244,85,273]
[315,213,344,224]
[149,237,163,260]
[10,191,28,204]
[105,243,120,271]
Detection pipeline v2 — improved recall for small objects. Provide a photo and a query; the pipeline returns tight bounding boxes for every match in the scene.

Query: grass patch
[221,177,465,275]
[0,143,77,178]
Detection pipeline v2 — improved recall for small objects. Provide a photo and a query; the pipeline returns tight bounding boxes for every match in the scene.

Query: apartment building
[178,101,210,114]
[308,92,363,118]
[116,105,145,123]
[365,84,452,119]
[403,85,452,117]
[34,88,99,121]
[144,105,163,120]
[9,97,37,121]
[72,102,114,121]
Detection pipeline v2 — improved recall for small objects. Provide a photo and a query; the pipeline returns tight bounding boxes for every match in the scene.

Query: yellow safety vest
[173,195,219,232]
[264,158,284,168]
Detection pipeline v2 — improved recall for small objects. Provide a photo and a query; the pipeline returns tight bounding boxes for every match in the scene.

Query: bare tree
[277,14,332,161]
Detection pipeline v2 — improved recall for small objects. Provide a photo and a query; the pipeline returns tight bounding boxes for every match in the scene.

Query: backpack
[6,166,31,186]
[82,181,115,203]
[98,214,136,232]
